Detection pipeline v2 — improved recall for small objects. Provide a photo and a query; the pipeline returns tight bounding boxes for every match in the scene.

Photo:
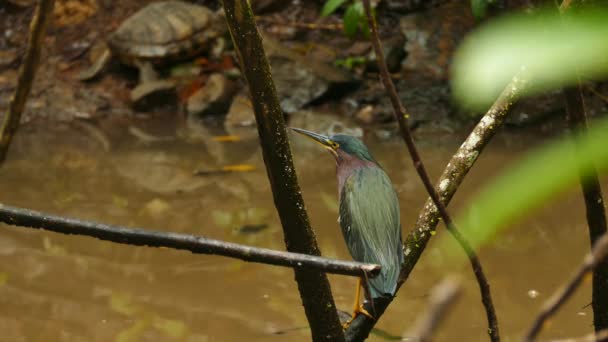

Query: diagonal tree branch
[0,203,381,277]
[221,1,344,340]
[346,70,527,342]
[0,0,55,164]
[344,1,503,341]
[548,329,608,342]
[406,277,463,342]
[525,234,608,341]
[403,69,528,274]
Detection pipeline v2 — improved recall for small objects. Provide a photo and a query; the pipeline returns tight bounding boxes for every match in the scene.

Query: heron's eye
[330,142,339,149]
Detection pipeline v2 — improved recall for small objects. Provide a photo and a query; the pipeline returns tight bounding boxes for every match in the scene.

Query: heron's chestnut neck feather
[335,149,378,198]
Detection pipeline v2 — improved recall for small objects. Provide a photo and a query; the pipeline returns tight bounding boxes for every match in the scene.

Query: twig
[547,329,608,342]
[525,234,608,341]
[559,0,574,12]
[584,85,608,105]
[255,16,343,31]
[0,0,55,164]
[0,203,381,278]
[346,13,523,342]
[349,1,500,341]
[222,1,345,340]
[406,277,463,342]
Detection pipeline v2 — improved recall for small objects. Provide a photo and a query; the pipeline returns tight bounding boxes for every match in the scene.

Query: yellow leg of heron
[342,278,374,329]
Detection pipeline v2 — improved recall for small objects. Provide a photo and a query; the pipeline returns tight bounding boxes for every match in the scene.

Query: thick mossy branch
[0,0,55,164]
[221,1,344,340]
[404,72,528,276]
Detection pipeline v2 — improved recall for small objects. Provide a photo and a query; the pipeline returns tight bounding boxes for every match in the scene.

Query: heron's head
[290,127,377,165]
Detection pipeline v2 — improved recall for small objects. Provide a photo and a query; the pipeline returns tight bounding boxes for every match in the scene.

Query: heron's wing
[339,167,403,298]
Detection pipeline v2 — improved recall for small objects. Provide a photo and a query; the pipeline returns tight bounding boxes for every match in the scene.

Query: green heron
[291,127,404,327]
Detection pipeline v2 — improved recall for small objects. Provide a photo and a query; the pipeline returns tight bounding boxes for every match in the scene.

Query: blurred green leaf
[471,0,492,19]
[343,2,361,37]
[321,0,348,16]
[441,116,608,258]
[452,8,608,110]
[359,4,371,38]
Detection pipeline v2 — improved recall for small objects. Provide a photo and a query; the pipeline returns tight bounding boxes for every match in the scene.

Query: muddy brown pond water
[0,118,601,341]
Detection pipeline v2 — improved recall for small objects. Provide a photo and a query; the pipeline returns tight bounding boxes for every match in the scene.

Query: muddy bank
[1,0,606,140]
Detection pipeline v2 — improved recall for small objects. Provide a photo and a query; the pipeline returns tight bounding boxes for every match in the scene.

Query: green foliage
[451,8,608,110]
[470,0,494,19]
[321,0,348,16]
[334,56,367,69]
[439,116,608,260]
[321,0,370,38]
[343,2,365,37]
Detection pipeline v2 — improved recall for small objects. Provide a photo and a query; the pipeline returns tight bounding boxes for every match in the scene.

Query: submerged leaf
[0,273,8,286]
[222,164,256,172]
[194,164,255,176]
[212,135,242,142]
[153,317,188,338]
[116,319,149,342]
[110,292,139,316]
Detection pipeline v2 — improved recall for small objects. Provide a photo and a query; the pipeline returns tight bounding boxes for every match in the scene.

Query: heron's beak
[290,127,338,156]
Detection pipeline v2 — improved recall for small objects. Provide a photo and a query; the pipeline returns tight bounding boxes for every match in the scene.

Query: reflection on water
[0,119,600,341]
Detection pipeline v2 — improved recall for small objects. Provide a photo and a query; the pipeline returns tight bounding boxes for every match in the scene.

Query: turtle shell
[108,1,223,65]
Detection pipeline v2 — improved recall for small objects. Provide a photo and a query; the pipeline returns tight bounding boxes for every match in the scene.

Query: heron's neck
[335,149,377,198]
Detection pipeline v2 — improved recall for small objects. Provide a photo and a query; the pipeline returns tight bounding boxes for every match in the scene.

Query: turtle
[79,1,227,102]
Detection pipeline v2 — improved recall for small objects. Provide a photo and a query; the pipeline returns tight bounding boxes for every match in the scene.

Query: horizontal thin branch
[547,329,608,342]
[0,203,380,278]
[525,234,608,341]
[406,277,462,342]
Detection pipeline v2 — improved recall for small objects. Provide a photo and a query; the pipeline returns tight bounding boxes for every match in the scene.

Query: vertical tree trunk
[221,1,345,340]
[564,84,608,331]
[0,0,55,164]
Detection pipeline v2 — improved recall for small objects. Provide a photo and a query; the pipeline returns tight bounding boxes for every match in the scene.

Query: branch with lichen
[0,0,55,164]
[222,1,345,340]
[403,69,528,271]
